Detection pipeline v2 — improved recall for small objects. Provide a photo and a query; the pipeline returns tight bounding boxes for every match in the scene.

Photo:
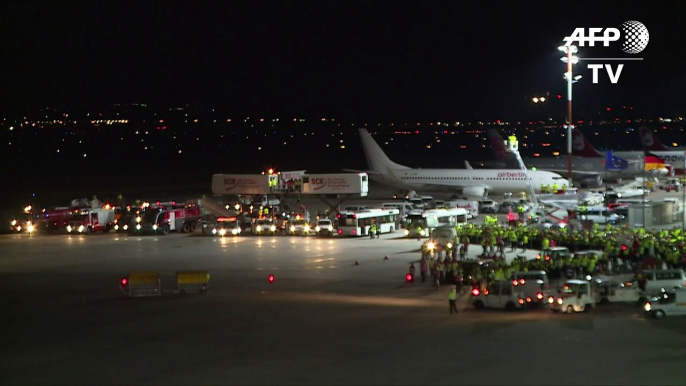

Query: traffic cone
[354,261,360,266]
[384,255,389,260]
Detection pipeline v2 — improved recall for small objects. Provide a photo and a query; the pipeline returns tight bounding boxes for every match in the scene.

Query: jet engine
[462,186,487,199]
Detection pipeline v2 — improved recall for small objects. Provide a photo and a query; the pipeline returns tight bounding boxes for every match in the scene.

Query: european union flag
[605,150,629,171]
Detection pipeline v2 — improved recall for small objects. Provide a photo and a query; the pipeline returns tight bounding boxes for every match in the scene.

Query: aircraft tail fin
[572,130,603,157]
[486,129,511,160]
[358,129,410,173]
[639,126,669,151]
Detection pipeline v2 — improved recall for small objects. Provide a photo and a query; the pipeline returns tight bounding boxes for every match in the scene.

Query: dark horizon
[1,2,685,121]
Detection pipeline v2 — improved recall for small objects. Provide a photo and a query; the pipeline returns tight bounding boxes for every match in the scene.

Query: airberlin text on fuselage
[656,154,685,163]
[497,172,526,178]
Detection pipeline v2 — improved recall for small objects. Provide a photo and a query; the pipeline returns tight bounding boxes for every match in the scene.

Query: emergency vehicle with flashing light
[66,207,116,234]
[135,203,202,235]
[472,281,528,310]
[548,279,595,313]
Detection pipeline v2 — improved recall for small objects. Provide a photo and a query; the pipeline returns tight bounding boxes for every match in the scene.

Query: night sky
[1,1,684,120]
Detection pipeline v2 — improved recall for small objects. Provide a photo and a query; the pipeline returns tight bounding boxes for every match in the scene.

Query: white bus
[405,208,469,238]
[337,208,400,237]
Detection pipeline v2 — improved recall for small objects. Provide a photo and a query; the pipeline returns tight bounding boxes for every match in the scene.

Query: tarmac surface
[3,229,686,385]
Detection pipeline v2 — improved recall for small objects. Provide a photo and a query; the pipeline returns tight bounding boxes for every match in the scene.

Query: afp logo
[563,21,649,54]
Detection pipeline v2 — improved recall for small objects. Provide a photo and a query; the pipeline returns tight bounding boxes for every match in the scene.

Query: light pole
[559,45,581,186]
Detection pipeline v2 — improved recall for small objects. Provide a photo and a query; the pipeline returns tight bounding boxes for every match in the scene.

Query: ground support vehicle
[472,281,528,310]
[644,290,686,319]
[548,279,595,313]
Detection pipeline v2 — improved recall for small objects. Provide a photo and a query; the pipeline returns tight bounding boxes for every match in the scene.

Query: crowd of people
[415,221,686,290]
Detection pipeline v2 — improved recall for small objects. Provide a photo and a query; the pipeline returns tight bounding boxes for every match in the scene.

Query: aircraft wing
[341,169,380,175]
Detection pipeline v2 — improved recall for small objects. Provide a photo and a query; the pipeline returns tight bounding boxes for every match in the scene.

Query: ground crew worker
[420,258,428,283]
[507,210,515,227]
[449,286,459,314]
[552,183,559,194]
[517,205,525,224]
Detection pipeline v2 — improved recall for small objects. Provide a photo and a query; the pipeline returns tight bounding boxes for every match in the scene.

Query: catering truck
[211,174,271,196]
[301,173,369,197]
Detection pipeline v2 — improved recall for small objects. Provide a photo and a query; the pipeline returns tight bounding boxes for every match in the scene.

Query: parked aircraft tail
[572,130,603,157]
[358,129,410,173]
[639,126,669,151]
[486,129,511,160]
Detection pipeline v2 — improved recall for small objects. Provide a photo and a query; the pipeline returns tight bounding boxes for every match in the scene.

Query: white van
[579,207,622,224]
[448,199,479,218]
[644,290,686,319]
[430,226,457,249]
[642,269,686,296]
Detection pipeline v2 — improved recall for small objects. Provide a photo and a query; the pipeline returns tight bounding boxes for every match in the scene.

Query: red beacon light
[120,277,128,286]
[337,229,343,235]
[268,274,275,283]
[471,288,480,296]
[519,278,526,285]
[405,273,413,282]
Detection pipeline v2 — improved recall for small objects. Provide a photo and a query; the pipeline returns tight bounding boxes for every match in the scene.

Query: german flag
[644,152,666,173]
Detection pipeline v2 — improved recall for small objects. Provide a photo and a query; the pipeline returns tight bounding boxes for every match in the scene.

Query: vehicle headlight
[315,226,321,232]
[114,224,119,231]
[290,225,295,232]
[257,226,262,232]
[328,225,333,231]
[28,224,34,233]
[136,216,141,223]
[152,224,158,230]
[212,228,217,235]
[644,302,651,312]
[420,230,426,236]
[447,242,453,249]
[304,225,310,232]
[404,229,410,236]
[123,224,129,231]
[136,224,141,230]
[67,225,72,233]
[270,225,276,232]
[78,225,84,233]
[557,298,563,305]
[547,296,554,304]
[232,228,239,235]
[219,229,226,236]
[11,219,17,226]
[427,242,435,250]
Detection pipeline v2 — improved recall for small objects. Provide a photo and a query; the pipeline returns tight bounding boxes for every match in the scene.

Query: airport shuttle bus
[405,208,469,238]
[337,208,400,237]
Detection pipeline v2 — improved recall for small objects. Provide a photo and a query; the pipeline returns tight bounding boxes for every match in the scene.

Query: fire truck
[38,208,72,233]
[66,207,116,234]
[135,202,202,235]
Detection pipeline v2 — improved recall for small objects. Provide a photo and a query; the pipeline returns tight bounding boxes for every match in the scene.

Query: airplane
[481,129,666,187]
[351,128,570,199]
[609,127,685,175]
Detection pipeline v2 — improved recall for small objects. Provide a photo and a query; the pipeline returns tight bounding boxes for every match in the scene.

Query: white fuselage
[375,168,568,194]
[522,156,647,177]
